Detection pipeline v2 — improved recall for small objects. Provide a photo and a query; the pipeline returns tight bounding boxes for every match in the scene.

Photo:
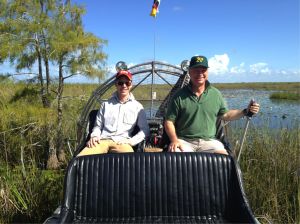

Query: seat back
[73,110,142,157]
[161,117,233,155]
[73,110,98,157]
[58,153,255,223]
[155,74,190,118]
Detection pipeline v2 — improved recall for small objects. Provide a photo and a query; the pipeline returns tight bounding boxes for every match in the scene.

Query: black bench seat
[58,153,256,223]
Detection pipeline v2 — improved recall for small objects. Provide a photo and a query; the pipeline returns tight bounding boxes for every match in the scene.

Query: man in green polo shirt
[165,55,260,155]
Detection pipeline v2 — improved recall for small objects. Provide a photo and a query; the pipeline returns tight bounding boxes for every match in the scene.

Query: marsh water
[141,89,300,130]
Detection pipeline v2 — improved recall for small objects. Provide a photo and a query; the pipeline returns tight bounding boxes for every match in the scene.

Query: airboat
[44,61,273,224]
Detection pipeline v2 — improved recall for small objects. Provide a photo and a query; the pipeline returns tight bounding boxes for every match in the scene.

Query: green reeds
[0,83,80,222]
[0,168,64,223]
[212,82,300,92]
[1,83,299,222]
[270,91,300,100]
[235,118,300,223]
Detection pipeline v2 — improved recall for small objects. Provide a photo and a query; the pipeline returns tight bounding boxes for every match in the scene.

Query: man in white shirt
[77,70,150,156]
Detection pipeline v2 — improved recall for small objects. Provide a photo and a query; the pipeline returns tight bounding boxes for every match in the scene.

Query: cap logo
[119,70,128,74]
[196,57,203,63]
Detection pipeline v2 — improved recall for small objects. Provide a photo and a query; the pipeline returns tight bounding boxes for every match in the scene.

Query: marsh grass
[270,91,300,100]
[212,82,300,92]
[235,118,300,223]
[0,83,81,222]
[0,168,64,223]
[1,83,299,222]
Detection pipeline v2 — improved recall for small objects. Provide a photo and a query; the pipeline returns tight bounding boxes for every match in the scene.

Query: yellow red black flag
[150,0,161,18]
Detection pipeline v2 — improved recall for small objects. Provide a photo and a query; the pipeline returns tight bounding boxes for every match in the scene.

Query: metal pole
[237,101,255,162]
[154,17,155,62]
[237,117,251,162]
[150,61,155,117]
[150,17,156,118]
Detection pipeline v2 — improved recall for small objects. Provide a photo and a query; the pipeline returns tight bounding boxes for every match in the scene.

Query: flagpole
[154,17,155,62]
[150,17,155,118]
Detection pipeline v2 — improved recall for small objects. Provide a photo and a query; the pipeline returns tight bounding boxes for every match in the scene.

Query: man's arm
[121,108,150,146]
[87,105,105,148]
[164,119,184,152]
[220,99,260,121]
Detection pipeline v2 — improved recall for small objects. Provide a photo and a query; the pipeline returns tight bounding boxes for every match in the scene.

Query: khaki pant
[77,140,134,157]
[175,138,227,153]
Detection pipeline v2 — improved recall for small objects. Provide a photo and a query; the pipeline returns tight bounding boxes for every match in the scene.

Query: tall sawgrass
[270,91,300,100]
[212,82,300,92]
[0,83,299,222]
[235,118,300,223]
[0,83,83,222]
[0,168,64,223]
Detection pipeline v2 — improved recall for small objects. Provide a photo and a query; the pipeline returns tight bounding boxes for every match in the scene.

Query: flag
[150,0,161,18]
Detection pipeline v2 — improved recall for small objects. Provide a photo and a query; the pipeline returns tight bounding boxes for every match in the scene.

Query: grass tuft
[235,118,300,223]
[270,91,300,100]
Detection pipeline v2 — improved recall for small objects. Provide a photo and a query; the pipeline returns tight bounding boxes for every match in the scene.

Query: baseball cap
[116,70,132,80]
[189,56,209,69]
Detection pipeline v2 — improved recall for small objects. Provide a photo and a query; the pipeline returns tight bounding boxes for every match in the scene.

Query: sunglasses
[117,81,132,86]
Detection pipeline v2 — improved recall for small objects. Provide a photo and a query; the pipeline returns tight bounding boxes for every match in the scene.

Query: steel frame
[76,61,184,143]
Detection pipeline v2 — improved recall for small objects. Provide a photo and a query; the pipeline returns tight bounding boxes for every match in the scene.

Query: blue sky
[1,0,299,83]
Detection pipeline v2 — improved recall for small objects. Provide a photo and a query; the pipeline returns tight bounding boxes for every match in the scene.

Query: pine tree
[49,2,108,163]
[0,0,56,107]
[0,0,108,168]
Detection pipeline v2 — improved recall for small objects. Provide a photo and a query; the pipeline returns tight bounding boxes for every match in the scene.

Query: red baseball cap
[116,70,132,80]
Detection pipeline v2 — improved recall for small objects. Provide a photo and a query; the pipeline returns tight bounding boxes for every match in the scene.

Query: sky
[1,0,299,83]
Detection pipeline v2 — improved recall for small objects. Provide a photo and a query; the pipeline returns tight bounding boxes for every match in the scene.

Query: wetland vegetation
[270,91,300,100]
[0,82,299,223]
[212,81,300,92]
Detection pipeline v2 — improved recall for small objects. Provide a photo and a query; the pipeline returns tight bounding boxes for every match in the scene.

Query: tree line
[0,0,108,169]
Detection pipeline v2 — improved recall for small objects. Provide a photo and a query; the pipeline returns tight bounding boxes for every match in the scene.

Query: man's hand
[168,140,184,152]
[86,137,100,148]
[117,139,132,145]
[247,99,260,115]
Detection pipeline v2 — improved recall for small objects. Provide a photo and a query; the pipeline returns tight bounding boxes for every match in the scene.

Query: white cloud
[256,63,267,67]
[202,55,298,82]
[127,63,137,68]
[173,7,183,11]
[108,63,137,74]
[275,69,299,76]
[249,63,267,74]
[208,54,229,75]
[108,64,117,74]
[261,67,271,74]
[230,67,245,74]
[230,62,245,74]
[160,60,169,64]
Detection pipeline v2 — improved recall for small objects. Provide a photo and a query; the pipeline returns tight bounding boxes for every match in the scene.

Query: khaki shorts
[174,138,227,153]
[77,139,134,157]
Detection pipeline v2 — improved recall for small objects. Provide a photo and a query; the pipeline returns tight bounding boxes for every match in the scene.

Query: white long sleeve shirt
[90,92,150,146]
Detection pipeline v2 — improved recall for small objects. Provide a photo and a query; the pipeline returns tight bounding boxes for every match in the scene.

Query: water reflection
[140,101,161,117]
[140,89,300,130]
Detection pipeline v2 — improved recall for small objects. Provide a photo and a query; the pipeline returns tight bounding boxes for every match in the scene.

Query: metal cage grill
[76,62,187,144]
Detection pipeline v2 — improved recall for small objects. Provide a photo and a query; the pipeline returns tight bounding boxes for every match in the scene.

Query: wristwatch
[243,108,248,116]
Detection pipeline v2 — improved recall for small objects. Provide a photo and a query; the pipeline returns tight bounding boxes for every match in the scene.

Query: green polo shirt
[165,81,228,140]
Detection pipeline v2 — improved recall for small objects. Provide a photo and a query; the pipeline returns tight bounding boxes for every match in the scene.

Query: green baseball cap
[189,55,209,69]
